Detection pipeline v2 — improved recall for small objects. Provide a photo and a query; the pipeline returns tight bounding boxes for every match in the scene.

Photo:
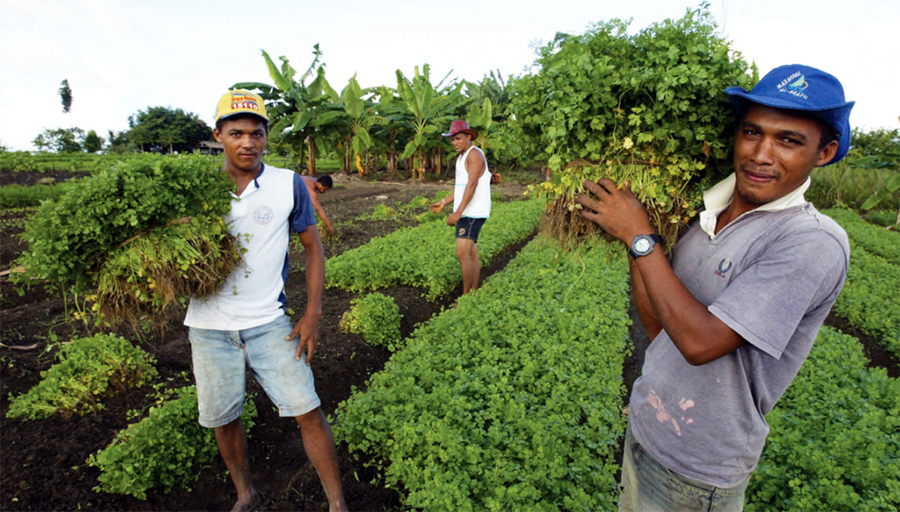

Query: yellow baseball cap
[214,90,268,124]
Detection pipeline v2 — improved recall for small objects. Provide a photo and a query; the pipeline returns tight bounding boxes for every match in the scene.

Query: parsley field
[747,327,900,511]
[336,238,632,511]
[326,198,544,298]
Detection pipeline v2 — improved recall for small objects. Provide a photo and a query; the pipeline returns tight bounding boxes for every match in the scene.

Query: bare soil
[0,174,534,512]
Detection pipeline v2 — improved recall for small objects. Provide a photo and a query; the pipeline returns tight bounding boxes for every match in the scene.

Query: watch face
[635,238,651,253]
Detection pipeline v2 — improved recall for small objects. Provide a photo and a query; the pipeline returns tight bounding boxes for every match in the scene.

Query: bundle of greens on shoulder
[13,154,240,326]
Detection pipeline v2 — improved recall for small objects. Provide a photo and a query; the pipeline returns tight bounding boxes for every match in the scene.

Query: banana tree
[395,65,468,180]
[233,45,341,175]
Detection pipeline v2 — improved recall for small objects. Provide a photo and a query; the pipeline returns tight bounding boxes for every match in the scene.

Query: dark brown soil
[0,170,90,187]
[0,179,531,512]
[825,310,899,378]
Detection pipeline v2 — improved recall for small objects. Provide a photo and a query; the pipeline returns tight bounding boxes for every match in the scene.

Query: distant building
[197,141,224,155]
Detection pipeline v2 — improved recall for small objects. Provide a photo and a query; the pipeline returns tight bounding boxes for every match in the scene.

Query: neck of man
[223,160,262,194]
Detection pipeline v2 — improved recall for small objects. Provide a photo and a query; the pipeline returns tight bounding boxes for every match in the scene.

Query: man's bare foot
[231,491,260,512]
[329,498,349,512]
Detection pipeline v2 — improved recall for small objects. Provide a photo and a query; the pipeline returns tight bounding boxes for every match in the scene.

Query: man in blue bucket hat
[577,65,854,511]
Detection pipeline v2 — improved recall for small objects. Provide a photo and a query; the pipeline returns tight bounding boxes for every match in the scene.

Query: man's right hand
[430,201,445,214]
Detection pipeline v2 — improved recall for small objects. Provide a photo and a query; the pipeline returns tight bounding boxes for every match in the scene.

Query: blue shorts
[188,315,321,428]
[455,217,487,243]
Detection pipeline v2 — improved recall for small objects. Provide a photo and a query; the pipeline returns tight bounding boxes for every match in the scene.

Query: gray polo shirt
[630,202,849,488]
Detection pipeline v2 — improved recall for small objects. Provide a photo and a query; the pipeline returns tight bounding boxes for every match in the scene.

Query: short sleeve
[708,230,848,359]
[289,174,317,233]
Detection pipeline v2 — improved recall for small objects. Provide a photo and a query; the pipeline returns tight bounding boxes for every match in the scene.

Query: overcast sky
[2,0,896,151]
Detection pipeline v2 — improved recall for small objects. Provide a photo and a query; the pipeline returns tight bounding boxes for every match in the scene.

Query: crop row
[0,182,76,208]
[832,242,900,358]
[326,198,545,298]
[335,238,632,511]
[825,208,900,266]
[746,326,900,511]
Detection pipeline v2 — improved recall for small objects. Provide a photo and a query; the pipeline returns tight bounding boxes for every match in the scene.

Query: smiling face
[450,132,472,153]
[214,115,268,175]
[732,104,838,210]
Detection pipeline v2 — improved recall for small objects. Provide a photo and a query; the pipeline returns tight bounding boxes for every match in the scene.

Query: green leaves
[12,155,238,322]
[6,334,157,421]
[87,386,257,500]
[339,293,402,350]
[746,327,900,511]
[335,238,632,510]
[508,5,755,245]
[326,199,544,299]
[261,49,292,92]
[826,209,900,358]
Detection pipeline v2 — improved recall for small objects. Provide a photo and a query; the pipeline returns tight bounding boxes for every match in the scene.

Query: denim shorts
[455,217,487,243]
[619,424,749,512]
[188,315,321,428]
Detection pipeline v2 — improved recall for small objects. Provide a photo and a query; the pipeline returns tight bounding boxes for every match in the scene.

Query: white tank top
[453,145,491,218]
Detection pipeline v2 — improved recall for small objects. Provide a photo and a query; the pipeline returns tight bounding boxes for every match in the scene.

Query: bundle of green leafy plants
[87,386,257,500]
[6,334,157,421]
[13,154,239,323]
[339,292,402,350]
[96,216,240,324]
[509,5,756,248]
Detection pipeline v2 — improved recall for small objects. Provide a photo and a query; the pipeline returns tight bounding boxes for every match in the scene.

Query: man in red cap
[431,120,493,295]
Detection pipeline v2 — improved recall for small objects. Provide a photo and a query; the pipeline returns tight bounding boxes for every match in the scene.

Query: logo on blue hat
[777,72,809,100]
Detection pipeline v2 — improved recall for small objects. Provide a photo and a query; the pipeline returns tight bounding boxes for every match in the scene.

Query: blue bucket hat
[725,64,855,165]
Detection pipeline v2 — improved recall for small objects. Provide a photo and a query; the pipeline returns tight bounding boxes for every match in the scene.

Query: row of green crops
[88,386,257,500]
[823,209,900,357]
[335,238,632,511]
[825,208,900,266]
[6,334,157,421]
[746,326,900,511]
[832,242,900,357]
[0,181,77,208]
[0,151,111,173]
[325,198,545,299]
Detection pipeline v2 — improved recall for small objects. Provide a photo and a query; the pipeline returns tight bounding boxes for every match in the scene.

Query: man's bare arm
[286,226,325,364]
[310,194,336,234]
[577,179,744,365]
[630,258,662,340]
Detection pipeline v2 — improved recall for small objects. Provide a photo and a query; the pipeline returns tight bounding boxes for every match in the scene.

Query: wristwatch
[629,234,663,259]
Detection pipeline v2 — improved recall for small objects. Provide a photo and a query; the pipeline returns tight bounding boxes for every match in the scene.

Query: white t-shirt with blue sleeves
[184,164,317,331]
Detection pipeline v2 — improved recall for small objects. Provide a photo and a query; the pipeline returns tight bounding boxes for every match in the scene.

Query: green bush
[339,293,402,349]
[746,327,900,511]
[336,238,631,511]
[326,198,544,299]
[0,181,76,208]
[6,334,157,420]
[87,386,257,500]
[367,203,396,220]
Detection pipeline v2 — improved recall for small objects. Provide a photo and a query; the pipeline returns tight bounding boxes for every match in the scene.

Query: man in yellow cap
[184,90,346,512]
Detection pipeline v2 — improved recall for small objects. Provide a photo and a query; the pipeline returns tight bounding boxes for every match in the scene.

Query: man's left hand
[447,211,461,226]
[575,178,654,244]
[286,312,320,365]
